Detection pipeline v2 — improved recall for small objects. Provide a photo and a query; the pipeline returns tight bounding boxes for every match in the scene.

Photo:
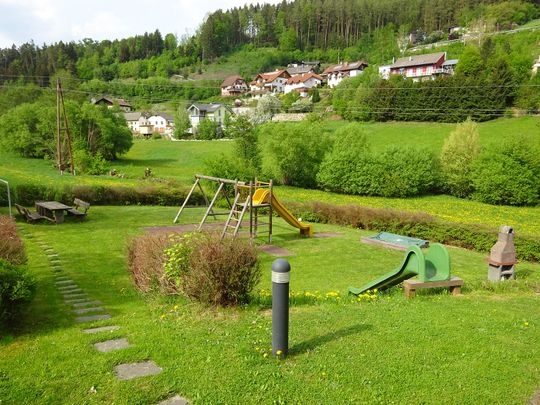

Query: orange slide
[252,188,313,237]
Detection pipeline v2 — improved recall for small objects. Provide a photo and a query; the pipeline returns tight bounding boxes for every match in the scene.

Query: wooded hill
[0,0,538,85]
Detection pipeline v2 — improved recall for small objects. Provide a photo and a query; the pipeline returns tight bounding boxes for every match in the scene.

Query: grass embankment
[0,206,539,403]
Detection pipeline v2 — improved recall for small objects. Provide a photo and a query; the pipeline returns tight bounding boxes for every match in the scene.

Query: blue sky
[0,0,282,47]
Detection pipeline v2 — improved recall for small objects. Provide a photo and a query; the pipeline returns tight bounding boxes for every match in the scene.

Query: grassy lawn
[1,206,539,403]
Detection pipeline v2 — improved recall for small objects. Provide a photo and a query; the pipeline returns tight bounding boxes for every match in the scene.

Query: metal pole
[0,179,11,217]
[272,258,290,358]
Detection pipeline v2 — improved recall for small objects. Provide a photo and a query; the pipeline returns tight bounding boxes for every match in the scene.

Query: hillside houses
[124,112,174,136]
[383,52,458,81]
[187,103,231,131]
[284,73,323,96]
[250,69,291,96]
[93,97,133,112]
[322,61,369,88]
[221,75,248,97]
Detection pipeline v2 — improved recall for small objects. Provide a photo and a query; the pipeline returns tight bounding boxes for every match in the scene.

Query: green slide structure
[349,244,451,295]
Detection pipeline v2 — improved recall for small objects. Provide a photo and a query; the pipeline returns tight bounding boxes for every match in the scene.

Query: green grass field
[1,206,539,404]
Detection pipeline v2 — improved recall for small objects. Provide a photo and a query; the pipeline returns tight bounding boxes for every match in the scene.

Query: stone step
[72,300,102,308]
[73,307,103,315]
[82,325,120,334]
[115,361,162,380]
[75,314,111,323]
[94,338,130,353]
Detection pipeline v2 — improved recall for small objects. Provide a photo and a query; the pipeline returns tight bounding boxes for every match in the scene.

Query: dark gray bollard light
[272,258,290,358]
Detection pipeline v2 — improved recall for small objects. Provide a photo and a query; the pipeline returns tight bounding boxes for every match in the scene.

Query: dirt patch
[259,245,295,257]
[313,232,344,238]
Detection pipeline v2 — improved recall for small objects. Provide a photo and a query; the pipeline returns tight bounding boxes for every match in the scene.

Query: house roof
[322,61,369,75]
[124,112,142,121]
[94,96,132,108]
[221,75,245,88]
[189,103,225,113]
[286,73,323,85]
[152,112,174,121]
[442,59,459,66]
[286,65,314,76]
[252,69,290,84]
[390,52,446,69]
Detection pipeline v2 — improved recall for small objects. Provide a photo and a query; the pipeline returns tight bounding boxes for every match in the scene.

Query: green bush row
[8,182,206,207]
[290,201,540,262]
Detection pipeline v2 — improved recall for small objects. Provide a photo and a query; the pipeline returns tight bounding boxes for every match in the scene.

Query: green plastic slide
[349,243,451,295]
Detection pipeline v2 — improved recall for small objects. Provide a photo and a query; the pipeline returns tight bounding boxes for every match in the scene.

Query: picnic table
[35,201,72,224]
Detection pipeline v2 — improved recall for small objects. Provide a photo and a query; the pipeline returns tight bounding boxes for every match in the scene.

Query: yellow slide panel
[252,189,313,237]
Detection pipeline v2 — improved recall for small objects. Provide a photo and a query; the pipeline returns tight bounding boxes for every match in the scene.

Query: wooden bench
[403,276,464,299]
[14,203,53,224]
[66,198,90,220]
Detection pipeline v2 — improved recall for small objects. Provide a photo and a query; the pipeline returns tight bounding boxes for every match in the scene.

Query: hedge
[289,201,540,262]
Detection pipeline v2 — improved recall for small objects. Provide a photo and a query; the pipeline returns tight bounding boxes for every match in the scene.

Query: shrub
[0,259,36,325]
[196,119,219,140]
[471,140,540,206]
[317,123,373,194]
[127,232,177,294]
[440,118,481,198]
[0,216,26,265]
[259,121,329,188]
[371,146,439,197]
[179,232,260,306]
[73,149,110,175]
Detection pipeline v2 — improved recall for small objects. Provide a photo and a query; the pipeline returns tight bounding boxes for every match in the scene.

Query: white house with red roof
[322,61,368,88]
[284,73,323,96]
[220,75,248,97]
[250,69,291,95]
[388,52,457,81]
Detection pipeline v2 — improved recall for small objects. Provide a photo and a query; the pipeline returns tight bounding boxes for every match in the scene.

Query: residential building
[286,62,320,76]
[148,113,174,134]
[378,65,392,80]
[187,103,231,130]
[250,69,291,95]
[284,73,323,96]
[388,52,457,81]
[93,96,133,112]
[322,61,369,88]
[123,112,151,135]
[221,75,248,97]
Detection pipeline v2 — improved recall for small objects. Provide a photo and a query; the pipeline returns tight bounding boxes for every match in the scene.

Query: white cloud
[0,0,283,47]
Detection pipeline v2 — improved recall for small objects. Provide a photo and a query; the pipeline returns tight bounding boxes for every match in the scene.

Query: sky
[0,0,282,48]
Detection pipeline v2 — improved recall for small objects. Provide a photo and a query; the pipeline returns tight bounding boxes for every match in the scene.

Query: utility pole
[56,78,76,176]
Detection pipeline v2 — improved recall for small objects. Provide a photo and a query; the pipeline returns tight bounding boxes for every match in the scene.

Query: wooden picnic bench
[15,203,53,224]
[66,198,90,220]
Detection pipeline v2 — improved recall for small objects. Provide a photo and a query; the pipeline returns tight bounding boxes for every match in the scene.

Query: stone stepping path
[63,293,88,299]
[115,361,162,380]
[60,288,83,294]
[94,338,130,353]
[83,325,120,334]
[76,314,111,323]
[73,307,103,315]
[157,395,190,405]
[72,300,102,308]
[56,279,75,285]
[65,297,91,304]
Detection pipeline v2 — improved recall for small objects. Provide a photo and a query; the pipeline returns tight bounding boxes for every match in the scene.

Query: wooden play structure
[173,174,312,242]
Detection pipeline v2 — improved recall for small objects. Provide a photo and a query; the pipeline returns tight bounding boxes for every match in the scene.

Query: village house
[284,73,323,96]
[322,61,369,88]
[186,103,231,131]
[148,113,174,135]
[286,61,320,76]
[220,75,249,97]
[123,112,152,135]
[250,69,291,96]
[93,96,133,112]
[387,52,458,81]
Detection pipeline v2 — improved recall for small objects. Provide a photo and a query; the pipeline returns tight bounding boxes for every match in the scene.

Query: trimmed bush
[0,215,26,265]
[471,140,540,206]
[0,259,36,325]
